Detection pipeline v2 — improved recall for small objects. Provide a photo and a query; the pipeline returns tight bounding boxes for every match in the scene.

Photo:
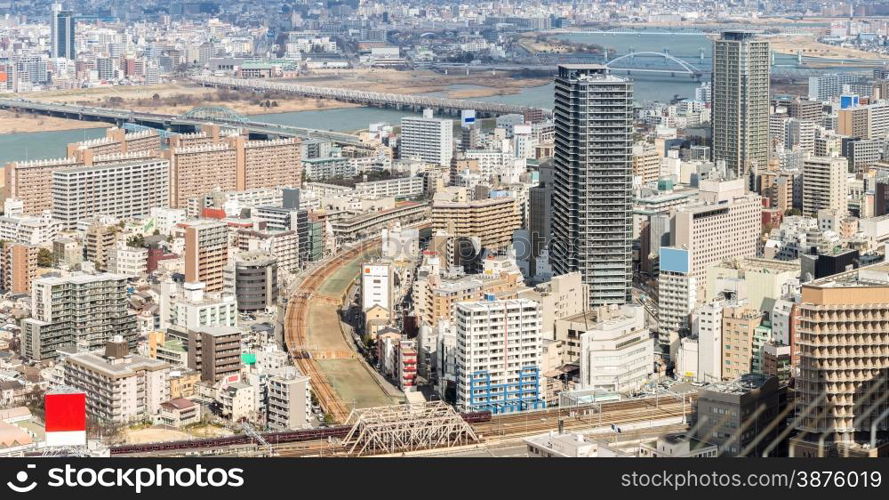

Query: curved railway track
[284,239,383,423]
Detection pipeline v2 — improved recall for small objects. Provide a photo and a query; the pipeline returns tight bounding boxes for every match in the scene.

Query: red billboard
[44,392,86,432]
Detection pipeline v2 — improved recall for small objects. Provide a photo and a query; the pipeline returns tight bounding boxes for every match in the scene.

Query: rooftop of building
[231,251,277,266]
[806,261,889,288]
[35,271,129,286]
[161,398,196,411]
[703,373,775,396]
[191,325,242,337]
[457,297,539,312]
[716,256,801,273]
[55,158,169,175]
[66,350,169,376]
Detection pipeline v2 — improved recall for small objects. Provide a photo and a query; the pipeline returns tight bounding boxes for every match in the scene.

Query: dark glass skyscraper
[51,3,76,60]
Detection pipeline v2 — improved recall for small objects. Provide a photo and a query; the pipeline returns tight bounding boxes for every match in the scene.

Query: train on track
[109,411,493,455]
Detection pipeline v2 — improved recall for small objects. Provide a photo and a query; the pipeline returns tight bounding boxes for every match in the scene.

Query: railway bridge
[193,75,550,119]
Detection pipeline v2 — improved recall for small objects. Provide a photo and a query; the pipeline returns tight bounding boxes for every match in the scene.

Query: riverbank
[282,68,552,99]
[15,82,360,117]
[0,110,104,134]
[0,69,551,134]
[548,24,883,62]
[768,34,886,61]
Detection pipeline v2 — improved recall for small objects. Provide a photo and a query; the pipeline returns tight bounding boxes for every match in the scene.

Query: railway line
[284,239,383,423]
[109,394,694,457]
[474,395,693,440]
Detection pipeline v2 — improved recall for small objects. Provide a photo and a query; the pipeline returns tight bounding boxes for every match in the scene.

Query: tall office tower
[672,179,761,301]
[455,298,544,414]
[712,31,770,178]
[400,109,453,166]
[721,304,764,380]
[21,273,137,360]
[51,3,75,60]
[550,65,634,307]
[183,219,229,292]
[528,161,553,278]
[794,264,889,456]
[802,156,848,217]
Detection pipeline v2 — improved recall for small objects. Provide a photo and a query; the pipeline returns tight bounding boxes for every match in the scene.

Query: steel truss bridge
[0,98,367,147]
[342,402,479,456]
[193,75,549,118]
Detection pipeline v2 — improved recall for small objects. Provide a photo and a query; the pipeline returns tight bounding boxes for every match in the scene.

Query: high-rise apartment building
[163,137,302,208]
[787,98,823,122]
[4,157,80,214]
[84,222,118,272]
[455,298,544,413]
[550,65,634,306]
[159,280,237,330]
[183,219,229,292]
[431,196,520,251]
[837,103,889,140]
[52,159,170,229]
[164,143,238,208]
[400,109,453,166]
[236,137,302,190]
[187,326,242,383]
[63,337,170,424]
[22,272,136,360]
[51,3,75,60]
[0,243,37,294]
[67,128,161,160]
[802,156,848,217]
[712,31,770,178]
[632,142,661,185]
[5,147,160,216]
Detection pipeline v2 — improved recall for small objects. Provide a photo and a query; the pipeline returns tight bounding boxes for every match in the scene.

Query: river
[0,28,874,165]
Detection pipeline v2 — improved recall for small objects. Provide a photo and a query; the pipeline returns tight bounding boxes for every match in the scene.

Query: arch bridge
[180,105,248,125]
[605,51,705,78]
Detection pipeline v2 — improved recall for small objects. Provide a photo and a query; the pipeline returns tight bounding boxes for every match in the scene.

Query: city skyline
[0,0,888,468]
